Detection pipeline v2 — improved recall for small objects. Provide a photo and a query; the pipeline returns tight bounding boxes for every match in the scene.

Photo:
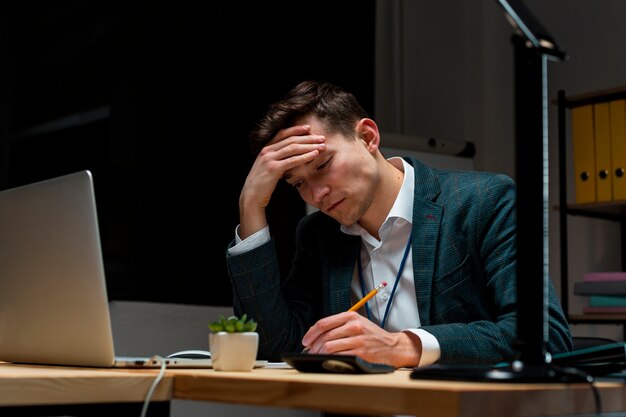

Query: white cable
[140,355,167,417]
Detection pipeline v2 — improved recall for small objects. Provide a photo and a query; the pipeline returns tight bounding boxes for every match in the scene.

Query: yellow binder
[610,99,626,201]
[593,102,612,202]
[571,104,596,203]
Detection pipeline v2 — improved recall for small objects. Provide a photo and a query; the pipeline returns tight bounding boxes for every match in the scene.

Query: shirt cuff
[227,225,271,256]
[405,328,441,367]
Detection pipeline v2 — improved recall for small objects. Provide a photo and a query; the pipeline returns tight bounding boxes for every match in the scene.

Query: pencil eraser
[381,281,387,287]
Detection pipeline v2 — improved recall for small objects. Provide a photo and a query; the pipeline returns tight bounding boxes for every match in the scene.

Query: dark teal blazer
[226,158,573,363]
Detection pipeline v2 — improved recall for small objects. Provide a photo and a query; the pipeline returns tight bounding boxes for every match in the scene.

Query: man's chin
[325,212,356,227]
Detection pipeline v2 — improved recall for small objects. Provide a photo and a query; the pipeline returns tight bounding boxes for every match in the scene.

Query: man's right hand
[238,124,325,239]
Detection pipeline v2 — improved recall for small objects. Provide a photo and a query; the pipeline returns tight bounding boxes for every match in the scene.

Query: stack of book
[573,272,626,314]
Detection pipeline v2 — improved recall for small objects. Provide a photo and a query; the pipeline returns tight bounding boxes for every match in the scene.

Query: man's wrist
[394,331,422,368]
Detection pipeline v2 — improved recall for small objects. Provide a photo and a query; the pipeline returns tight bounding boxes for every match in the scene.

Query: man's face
[283,116,379,226]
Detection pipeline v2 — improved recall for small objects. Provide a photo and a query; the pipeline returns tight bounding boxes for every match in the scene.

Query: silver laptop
[0,170,218,368]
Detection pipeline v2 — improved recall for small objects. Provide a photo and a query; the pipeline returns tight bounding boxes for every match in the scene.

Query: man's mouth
[326,199,344,212]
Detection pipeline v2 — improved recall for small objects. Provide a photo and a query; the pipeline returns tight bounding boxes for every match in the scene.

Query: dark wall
[0,2,375,306]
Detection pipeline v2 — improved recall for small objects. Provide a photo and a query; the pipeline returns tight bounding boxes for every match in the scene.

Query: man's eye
[318,157,332,171]
[293,180,304,189]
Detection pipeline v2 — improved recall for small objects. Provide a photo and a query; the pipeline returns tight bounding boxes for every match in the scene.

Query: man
[226,80,572,368]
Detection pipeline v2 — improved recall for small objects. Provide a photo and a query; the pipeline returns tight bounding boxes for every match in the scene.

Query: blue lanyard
[357,232,413,329]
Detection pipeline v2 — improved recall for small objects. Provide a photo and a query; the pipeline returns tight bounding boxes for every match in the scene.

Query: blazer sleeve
[225,221,322,361]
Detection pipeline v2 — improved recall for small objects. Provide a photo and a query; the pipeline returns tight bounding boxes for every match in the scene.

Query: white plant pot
[209,332,259,371]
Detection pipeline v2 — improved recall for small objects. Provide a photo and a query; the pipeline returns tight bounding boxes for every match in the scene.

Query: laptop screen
[0,170,118,367]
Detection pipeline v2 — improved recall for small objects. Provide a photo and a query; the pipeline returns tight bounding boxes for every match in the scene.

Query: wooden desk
[1,363,626,417]
[170,367,626,417]
[0,362,172,416]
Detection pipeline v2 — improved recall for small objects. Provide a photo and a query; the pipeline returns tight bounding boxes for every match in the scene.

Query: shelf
[553,201,626,221]
[569,314,626,323]
[559,85,626,108]
[557,89,626,337]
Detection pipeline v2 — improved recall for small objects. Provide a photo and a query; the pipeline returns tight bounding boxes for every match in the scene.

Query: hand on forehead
[268,124,314,146]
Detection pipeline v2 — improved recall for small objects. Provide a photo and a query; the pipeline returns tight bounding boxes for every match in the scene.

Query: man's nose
[309,182,330,206]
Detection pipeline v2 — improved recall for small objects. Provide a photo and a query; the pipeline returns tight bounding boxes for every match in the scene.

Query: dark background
[0,2,375,306]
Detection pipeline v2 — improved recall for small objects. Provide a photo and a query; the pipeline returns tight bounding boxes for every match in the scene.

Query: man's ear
[356,118,380,152]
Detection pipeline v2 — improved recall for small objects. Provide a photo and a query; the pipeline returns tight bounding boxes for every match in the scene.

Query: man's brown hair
[249,80,369,156]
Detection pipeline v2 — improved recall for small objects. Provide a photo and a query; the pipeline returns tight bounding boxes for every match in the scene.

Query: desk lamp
[411,0,584,382]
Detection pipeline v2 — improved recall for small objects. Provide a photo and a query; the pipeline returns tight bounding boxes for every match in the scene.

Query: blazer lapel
[407,158,443,326]
[411,200,442,326]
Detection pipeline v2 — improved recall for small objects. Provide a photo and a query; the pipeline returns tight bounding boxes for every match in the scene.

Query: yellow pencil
[348,281,388,312]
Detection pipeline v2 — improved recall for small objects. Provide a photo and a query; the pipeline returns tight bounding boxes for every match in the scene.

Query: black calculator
[281,353,395,374]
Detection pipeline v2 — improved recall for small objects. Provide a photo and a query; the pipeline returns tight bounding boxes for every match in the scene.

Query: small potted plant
[208,314,258,371]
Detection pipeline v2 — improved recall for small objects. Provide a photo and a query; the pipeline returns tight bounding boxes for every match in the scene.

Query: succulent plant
[208,314,257,333]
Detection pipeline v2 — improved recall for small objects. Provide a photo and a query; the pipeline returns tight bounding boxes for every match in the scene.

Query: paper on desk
[264,362,292,369]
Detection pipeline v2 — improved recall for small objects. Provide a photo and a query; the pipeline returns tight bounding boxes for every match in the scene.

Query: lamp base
[410,361,588,383]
